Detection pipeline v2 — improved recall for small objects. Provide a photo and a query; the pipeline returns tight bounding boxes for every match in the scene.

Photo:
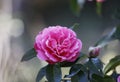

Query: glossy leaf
[91,58,103,70]
[60,58,79,67]
[36,66,47,82]
[92,74,103,82]
[92,74,115,82]
[21,48,37,61]
[67,64,86,78]
[104,55,120,74]
[71,71,88,82]
[103,76,116,82]
[85,58,103,76]
[60,52,88,67]
[46,64,62,82]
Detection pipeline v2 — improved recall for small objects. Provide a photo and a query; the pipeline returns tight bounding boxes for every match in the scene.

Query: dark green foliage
[67,64,87,78]
[46,64,62,82]
[104,55,120,74]
[36,66,47,82]
[92,74,115,82]
[85,58,103,76]
[60,52,88,67]
[21,48,36,61]
[71,71,88,82]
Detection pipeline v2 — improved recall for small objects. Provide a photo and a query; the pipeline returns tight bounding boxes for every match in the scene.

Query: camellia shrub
[21,24,120,82]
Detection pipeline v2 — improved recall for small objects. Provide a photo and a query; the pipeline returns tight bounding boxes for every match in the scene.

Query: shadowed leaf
[60,52,88,67]
[21,48,36,61]
[46,64,62,82]
[92,74,115,82]
[66,64,86,78]
[91,58,103,70]
[104,55,120,74]
[36,66,47,82]
[85,58,103,76]
[71,71,88,82]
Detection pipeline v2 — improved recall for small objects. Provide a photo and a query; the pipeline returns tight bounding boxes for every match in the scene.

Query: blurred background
[0,0,120,82]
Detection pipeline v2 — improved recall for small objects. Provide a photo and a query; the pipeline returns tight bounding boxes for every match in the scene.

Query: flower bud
[89,46,101,58]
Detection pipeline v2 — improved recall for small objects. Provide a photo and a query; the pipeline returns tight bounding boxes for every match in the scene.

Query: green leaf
[46,64,62,82]
[92,74,115,82]
[85,58,103,76]
[21,48,37,61]
[92,74,103,82]
[104,55,120,74]
[70,0,80,16]
[60,52,88,67]
[91,58,103,70]
[71,71,88,82]
[60,58,79,67]
[36,66,47,82]
[103,76,116,82]
[67,64,86,78]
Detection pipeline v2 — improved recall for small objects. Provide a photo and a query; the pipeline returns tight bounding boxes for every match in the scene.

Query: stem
[113,68,117,73]
[87,57,92,82]
[87,70,91,82]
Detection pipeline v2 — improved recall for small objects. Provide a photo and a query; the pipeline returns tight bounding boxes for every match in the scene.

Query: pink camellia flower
[118,76,120,82]
[34,26,82,64]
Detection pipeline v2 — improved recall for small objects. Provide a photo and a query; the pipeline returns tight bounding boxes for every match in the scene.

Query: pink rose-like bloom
[34,26,82,64]
[118,76,120,82]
